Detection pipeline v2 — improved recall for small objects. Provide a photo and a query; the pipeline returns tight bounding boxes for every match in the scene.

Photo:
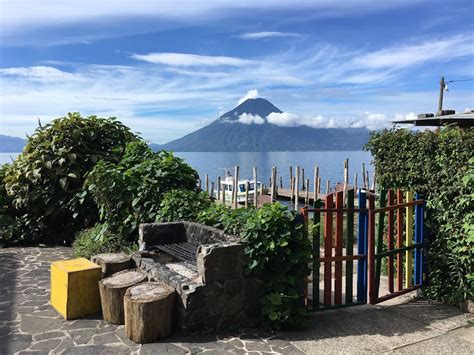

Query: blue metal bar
[357,190,367,302]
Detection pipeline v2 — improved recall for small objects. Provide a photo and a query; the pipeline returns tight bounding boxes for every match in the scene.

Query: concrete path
[0,247,472,354]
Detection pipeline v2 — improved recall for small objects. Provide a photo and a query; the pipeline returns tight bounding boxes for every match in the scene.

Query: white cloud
[131,53,253,67]
[237,113,265,124]
[238,89,260,105]
[0,66,79,82]
[353,35,473,69]
[239,31,301,40]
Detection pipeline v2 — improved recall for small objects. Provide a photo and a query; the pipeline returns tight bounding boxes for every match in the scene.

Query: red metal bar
[371,200,423,213]
[303,208,367,213]
[387,190,394,293]
[373,285,421,304]
[324,193,333,307]
[397,190,403,291]
[367,195,376,305]
[334,191,343,305]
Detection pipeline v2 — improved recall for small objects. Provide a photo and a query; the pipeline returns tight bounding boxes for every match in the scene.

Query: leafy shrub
[86,141,199,240]
[240,203,311,329]
[156,189,212,223]
[366,127,474,304]
[0,164,21,246]
[3,113,137,244]
[73,224,137,260]
[197,203,257,236]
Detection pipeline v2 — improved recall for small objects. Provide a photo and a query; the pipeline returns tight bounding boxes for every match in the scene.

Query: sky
[0,0,473,144]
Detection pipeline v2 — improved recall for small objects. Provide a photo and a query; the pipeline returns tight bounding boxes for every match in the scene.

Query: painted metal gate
[301,189,426,311]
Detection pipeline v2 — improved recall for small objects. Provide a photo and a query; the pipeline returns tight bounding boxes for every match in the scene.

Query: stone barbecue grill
[131,222,261,334]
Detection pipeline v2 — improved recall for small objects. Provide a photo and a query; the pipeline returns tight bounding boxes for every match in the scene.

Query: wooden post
[371,171,376,191]
[362,163,366,188]
[233,166,239,209]
[301,168,305,190]
[253,167,258,206]
[245,181,249,208]
[280,176,283,189]
[222,182,226,205]
[289,166,293,189]
[326,180,330,195]
[91,253,132,278]
[354,173,358,192]
[270,167,275,201]
[317,177,321,195]
[295,166,300,210]
[305,178,310,205]
[313,166,319,202]
[366,171,370,191]
[210,182,214,199]
[343,159,349,194]
[197,179,201,191]
[205,174,209,193]
[260,181,264,197]
[290,176,294,209]
[217,176,221,201]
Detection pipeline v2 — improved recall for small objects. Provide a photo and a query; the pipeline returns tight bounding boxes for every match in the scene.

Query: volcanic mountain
[155,98,370,151]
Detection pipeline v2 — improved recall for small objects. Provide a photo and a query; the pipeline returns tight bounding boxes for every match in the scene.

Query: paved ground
[0,247,472,354]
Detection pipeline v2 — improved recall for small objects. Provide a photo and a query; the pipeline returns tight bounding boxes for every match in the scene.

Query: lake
[0,151,372,190]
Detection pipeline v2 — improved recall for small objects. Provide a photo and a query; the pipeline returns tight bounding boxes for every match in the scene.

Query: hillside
[0,134,26,153]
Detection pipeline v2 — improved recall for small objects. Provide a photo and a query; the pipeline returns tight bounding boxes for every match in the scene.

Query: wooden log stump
[91,253,132,278]
[124,282,175,343]
[99,269,147,325]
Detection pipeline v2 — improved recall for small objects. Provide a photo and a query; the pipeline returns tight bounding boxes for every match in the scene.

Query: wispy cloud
[238,31,301,40]
[238,89,260,105]
[131,52,254,67]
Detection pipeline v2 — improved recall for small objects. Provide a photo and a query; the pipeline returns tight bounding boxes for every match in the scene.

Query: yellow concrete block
[50,258,102,320]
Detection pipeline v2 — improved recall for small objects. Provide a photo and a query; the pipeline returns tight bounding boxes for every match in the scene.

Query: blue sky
[0,0,473,143]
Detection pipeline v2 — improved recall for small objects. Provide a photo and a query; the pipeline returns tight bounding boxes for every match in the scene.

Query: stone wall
[133,222,261,334]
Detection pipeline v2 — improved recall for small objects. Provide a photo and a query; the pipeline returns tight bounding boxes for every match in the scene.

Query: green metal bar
[345,189,354,303]
[375,243,423,258]
[374,190,386,301]
[312,199,322,310]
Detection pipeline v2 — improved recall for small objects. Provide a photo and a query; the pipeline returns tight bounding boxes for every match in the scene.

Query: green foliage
[156,189,212,222]
[86,141,199,240]
[197,203,256,236]
[73,224,137,260]
[0,164,21,246]
[240,203,311,329]
[3,113,137,245]
[366,127,474,304]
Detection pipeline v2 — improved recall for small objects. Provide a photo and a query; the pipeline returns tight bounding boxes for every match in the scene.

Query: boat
[214,170,262,204]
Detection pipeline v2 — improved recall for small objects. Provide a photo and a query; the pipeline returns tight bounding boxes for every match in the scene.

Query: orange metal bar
[334,191,344,305]
[324,193,333,307]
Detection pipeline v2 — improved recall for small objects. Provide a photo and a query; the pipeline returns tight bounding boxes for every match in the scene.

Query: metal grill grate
[156,242,197,265]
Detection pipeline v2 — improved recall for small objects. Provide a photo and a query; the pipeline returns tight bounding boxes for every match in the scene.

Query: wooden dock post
[318,177,321,195]
[290,176,295,208]
[343,159,349,194]
[295,166,300,210]
[253,167,258,206]
[371,171,376,191]
[198,179,201,191]
[217,176,221,201]
[289,166,293,189]
[205,174,209,193]
[313,166,319,202]
[305,178,309,205]
[245,181,249,208]
[326,180,330,195]
[362,163,367,188]
[354,173,358,192]
[366,171,370,191]
[280,176,283,189]
[222,182,226,205]
[270,167,277,201]
[210,182,214,199]
[233,166,239,209]
[301,168,305,190]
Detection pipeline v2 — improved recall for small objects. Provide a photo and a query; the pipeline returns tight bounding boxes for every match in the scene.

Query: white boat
[214,172,262,204]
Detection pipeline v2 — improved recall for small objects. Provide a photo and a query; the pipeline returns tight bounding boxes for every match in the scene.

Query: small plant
[240,203,311,329]
[73,224,137,260]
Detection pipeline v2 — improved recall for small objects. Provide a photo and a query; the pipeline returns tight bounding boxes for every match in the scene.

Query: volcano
[155,98,370,151]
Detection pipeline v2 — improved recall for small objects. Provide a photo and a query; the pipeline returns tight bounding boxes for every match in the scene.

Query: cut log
[99,269,147,325]
[91,253,132,278]
[124,282,175,343]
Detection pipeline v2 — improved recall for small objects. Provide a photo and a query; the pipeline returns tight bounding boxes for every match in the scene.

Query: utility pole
[437,76,445,114]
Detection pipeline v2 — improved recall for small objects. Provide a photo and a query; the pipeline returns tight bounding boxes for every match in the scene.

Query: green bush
[73,224,137,260]
[3,113,137,244]
[0,164,21,246]
[366,127,474,304]
[156,189,212,222]
[86,141,199,240]
[240,203,311,329]
[197,203,256,236]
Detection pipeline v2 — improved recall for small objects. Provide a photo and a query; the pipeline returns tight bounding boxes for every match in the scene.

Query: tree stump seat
[124,282,175,343]
[91,253,132,278]
[99,269,147,325]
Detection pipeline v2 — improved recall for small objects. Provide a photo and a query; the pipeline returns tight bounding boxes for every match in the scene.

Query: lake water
[0,151,373,190]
